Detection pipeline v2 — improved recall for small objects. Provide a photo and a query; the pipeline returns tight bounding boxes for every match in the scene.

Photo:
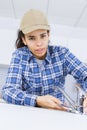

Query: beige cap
[20,9,50,34]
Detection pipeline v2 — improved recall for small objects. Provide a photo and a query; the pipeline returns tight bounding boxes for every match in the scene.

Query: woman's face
[22,29,50,60]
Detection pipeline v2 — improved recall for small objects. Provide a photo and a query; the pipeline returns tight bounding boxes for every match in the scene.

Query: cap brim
[21,25,50,34]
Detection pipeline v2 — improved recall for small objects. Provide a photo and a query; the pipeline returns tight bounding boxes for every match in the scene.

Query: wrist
[36,96,41,107]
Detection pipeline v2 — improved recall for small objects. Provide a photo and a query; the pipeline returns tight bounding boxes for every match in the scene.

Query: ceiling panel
[48,0,87,26]
[0,0,87,29]
[77,6,87,28]
[12,0,49,18]
[0,0,14,18]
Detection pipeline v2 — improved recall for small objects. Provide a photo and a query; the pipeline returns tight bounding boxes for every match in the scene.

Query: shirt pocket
[23,72,42,95]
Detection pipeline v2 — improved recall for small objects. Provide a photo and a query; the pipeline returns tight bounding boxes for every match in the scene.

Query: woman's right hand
[36,95,67,111]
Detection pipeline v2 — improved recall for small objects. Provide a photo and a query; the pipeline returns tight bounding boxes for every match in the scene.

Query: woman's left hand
[83,97,87,114]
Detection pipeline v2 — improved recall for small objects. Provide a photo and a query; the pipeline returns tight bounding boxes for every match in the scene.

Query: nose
[35,38,42,46]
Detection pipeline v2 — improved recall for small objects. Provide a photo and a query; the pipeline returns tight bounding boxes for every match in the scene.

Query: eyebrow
[27,33,47,38]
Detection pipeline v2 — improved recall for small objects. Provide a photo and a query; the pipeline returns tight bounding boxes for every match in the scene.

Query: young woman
[2,9,87,113]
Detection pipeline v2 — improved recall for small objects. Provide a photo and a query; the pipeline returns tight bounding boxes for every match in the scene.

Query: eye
[41,34,47,38]
[28,37,35,40]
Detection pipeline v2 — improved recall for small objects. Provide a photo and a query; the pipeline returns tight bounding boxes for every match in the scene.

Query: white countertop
[0,103,87,130]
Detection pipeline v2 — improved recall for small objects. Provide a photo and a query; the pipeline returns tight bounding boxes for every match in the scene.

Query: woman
[2,9,87,113]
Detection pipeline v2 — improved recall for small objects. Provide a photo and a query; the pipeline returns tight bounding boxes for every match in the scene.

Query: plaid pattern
[2,45,87,106]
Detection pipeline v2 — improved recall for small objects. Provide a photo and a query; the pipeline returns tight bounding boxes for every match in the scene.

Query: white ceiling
[0,0,87,29]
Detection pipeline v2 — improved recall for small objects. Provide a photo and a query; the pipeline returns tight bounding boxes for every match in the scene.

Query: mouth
[35,48,45,54]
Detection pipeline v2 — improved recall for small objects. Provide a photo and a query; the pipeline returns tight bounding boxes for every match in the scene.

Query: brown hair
[15,30,26,48]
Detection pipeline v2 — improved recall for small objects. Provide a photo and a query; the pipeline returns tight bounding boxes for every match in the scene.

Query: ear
[22,37,27,45]
[47,31,50,38]
[48,32,50,40]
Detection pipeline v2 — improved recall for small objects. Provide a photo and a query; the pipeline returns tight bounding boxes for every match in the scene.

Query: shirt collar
[28,46,51,64]
[44,46,51,64]
[28,48,34,62]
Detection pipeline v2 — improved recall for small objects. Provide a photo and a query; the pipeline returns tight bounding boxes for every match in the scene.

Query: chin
[37,54,46,60]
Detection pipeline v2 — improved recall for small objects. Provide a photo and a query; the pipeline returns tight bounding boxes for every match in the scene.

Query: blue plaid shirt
[2,45,87,106]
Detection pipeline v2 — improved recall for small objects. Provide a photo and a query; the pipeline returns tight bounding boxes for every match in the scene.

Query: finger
[57,104,68,111]
[84,106,87,114]
[47,95,67,111]
[50,96,62,105]
[51,102,67,111]
[83,98,87,107]
[53,104,68,111]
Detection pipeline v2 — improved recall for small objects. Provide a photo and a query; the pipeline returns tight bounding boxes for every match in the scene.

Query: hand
[83,97,87,114]
[36,95,67,111]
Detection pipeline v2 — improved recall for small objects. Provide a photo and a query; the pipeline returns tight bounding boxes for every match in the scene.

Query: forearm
[2,87,38,107]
